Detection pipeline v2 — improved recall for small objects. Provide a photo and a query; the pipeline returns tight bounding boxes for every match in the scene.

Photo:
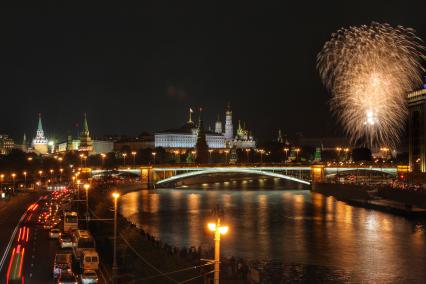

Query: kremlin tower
[224,103,233,141]
[78,113,93,153]
[215,114,222,134]
[32,114,49,155]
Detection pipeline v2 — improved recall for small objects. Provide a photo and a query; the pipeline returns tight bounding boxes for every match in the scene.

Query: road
[0,192,42,277]
[1,191,106,284]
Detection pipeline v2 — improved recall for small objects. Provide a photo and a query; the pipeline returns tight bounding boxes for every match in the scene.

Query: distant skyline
[1,1,425,141]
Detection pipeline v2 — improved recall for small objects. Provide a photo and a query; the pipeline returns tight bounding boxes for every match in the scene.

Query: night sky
[1,1,425,142]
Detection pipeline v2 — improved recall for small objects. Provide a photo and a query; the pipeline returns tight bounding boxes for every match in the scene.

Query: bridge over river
[91,164,404,188]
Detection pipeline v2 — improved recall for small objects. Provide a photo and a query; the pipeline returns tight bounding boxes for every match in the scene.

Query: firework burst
[317,22,425,147]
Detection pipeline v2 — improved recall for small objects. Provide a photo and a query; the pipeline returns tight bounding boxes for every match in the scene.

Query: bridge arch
[155,168,311,186]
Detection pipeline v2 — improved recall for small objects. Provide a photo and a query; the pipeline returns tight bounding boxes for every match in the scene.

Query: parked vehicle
[80,269,98,284]
[53,252,72,278]
[80,250,99,270]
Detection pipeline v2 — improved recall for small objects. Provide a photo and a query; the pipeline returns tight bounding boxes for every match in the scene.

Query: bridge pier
[311,165,325,183]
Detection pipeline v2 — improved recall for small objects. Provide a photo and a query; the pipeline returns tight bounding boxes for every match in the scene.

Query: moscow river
[119,180,426,282]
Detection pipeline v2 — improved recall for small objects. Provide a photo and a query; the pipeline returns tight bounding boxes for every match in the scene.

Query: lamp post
[224,150,229,164]
[79,154,84,167]
[122,153,127,167]
[59,168,63,183]
[283,147,289,163]
[23,171,27,188]
[84,183,90,223]
[112,192,120,282]
[101,153,106,168]
[38,170,43,187]
[295,148,301,162]
[258,149,265,163]
[208,218,229,284]
[151,152,157,164]
[11,173,16,193]
[0,174,4,190]
[245,148,251,163]
[50,169,54,182]
[131,151,137,167]
[208,149,213,164]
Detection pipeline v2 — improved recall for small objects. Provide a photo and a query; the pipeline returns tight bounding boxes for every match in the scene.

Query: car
[59,233,73,248]
[53,253,73,279]
[80,270,98,284]
[50,228,61,238]
[57,271,78,284]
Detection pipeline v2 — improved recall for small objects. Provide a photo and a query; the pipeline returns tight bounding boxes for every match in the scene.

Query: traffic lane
[23,225,58,284]
[2,201,42,284]
[0,192,43,266]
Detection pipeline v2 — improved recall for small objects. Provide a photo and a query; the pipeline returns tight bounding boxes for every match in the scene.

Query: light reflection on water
[119,185,426,282]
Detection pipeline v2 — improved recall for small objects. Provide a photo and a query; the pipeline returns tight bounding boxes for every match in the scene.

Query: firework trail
[317,22,425,147]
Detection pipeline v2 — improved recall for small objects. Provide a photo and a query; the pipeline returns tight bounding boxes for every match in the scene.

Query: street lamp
[151,152,157,164]
[11,173,16,193]
[27,157,33,162]
[258,149,265,163]
[223,150,229,164]
[122,153,127,167]
[100,153,106,168]
[295,148,301,162]
[0,174,4,190]
[245,148,251,163]
[208,149,213,163]
[112,192,120,281]
[23,171,27,188]
[84,183,90,223]
[59,168,64,183]
[38,170,43,187]
[283,147,289,163]
[131,151,137,167]
[208,219,229,284]
[79,154,84,167]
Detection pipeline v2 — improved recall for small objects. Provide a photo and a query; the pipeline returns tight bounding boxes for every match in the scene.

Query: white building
[155,106,255,150]
[155,117,225,149]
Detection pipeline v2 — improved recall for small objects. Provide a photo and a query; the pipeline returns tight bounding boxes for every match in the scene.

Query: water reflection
[120,185,426,282]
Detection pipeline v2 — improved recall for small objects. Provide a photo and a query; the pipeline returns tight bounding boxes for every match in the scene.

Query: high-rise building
[32,114,48,155]
[408,83,426,172]
[224,103,233,141]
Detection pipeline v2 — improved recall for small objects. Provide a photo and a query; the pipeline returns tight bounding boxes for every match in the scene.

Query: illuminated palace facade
[155,105,256,150]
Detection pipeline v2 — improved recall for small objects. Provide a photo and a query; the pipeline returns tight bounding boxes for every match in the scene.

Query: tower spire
[82,113,89,135]
[188,108,193,123]
[37,113,43,132]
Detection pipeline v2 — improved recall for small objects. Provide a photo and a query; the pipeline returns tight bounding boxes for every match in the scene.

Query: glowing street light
[23,171,27,188]
[245,148,251,163]
[295,148,301,162]
[208,149,213,163]
[0,174,4,190]
[208,218,229,284]
[131,151,137,167]
[84,183,90,223]
[11,173,16,192]
[112,192,120,280]
[151,152,157,164]
[283,147,289,163]
[223,150,229,164]
[27,157,33,162]
[100,153,106,168]
[122,153,127,167]
[258,149,265,163]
